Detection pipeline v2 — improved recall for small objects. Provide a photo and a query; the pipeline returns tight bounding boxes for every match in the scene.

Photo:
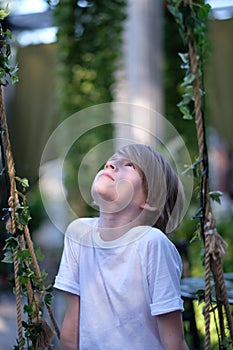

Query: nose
[104,160,117,171]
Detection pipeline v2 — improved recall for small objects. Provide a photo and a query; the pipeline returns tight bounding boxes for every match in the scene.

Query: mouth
[101,173,115,181]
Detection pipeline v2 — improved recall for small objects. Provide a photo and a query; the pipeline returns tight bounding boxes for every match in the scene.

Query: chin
[91,189,117,206]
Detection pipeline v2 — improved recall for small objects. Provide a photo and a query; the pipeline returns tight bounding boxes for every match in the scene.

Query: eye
[125,162,135,168]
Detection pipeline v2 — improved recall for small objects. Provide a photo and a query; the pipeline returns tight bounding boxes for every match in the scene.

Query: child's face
[91,153,147,213]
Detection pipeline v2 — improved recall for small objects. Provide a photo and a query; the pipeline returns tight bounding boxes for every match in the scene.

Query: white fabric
[54,217,184,350]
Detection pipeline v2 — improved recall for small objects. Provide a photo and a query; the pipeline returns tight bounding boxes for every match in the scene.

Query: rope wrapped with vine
[167,0,233,348]
[0,8,59,350]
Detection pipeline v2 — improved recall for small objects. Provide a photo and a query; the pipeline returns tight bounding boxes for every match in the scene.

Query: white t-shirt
[54,217,184,350]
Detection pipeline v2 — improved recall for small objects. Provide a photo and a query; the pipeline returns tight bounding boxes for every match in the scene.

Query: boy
[54,144,189,350]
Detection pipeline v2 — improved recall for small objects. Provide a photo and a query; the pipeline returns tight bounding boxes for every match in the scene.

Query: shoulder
[139,226,181,262]
[65,217,98,243]
[140,226,173,246]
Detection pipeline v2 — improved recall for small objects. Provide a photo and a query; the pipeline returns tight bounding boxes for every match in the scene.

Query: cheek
[115,179,134,196]
[116,177,144,202]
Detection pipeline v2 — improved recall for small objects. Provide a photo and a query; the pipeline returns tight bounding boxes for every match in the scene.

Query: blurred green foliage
[49,0,127,216]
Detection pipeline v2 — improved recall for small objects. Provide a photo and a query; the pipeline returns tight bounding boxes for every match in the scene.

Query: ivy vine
[0,6,18,86]
[166,0,222,211]
[2,177,55,349]
[167,1,233,348]
[0,5,56,349]
[167,0,211,120]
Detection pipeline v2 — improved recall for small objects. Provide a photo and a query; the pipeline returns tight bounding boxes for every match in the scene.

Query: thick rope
[0,86,60,347]
[204,233,211,350]
[185,1,233,347]
[24,225,60,338]
[213,258,233,342]
[206,214,233,343]
[0,88,24,350]
[187,24,213,350]
[13,248,24,350]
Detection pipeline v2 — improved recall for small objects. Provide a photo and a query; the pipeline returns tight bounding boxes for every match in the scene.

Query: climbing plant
[166,0,233,349]
[0,6,18,86]
[0,8,59,350]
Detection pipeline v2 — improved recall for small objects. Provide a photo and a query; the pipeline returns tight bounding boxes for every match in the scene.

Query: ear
[140,202,157,212]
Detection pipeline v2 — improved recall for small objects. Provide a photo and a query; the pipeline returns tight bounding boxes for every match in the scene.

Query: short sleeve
[144,230,184,316]
[54,221,81,295]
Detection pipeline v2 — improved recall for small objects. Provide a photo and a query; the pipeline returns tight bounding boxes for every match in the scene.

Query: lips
[101,172,115,181]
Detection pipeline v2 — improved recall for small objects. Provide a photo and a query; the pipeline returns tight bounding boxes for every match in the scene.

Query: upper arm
[156,311,189,350]
[146,233,184,315]
[60,292,80,350]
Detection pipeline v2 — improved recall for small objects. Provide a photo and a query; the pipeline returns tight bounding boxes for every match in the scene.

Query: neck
[97,206,144,241]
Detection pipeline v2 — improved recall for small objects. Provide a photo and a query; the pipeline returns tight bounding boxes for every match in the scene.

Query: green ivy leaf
[44,292,53,307]
[17,249,32,261]
[179,105,193,120]
[23,304,34,316]
[181,73,195,87]
[17,206,31,226]
[178,52,189,64]
[11,74,19,84]
[177,92,193,107]
[24,268,34,278]
[15,176,30,189]
[0,5,10,20]
[167,5,183,24]
[198,4,211,21]
[5,29,12,39]
[3,236,19,250]
[2,250,14,263]
[209,191,223,205]
[19,275,29,285]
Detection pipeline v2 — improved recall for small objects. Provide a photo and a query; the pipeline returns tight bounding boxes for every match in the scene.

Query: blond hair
[116,144,185,234]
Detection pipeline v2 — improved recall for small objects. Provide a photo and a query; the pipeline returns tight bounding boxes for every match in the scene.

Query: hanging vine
[0,8,59,350]
[167,0,233,349]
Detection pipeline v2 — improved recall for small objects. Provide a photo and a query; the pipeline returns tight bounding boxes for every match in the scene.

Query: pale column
[114,0,164,148]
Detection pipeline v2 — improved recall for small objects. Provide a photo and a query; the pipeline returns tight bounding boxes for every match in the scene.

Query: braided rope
[0,86,60,347]
[187,25,213,350]
[185,4,233,348]
[24,225,60,338]
[0,88,24,350]
[204,234,211,350]
[214,258,233,342]
[188,40,205,162]
[184,1,233,347]
[13,248,24,350]
[24,226,60,337]
[47,304,60,339]
[24,225,43,280]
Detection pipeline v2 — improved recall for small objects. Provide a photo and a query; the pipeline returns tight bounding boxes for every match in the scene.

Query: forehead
[108,153,134,163]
